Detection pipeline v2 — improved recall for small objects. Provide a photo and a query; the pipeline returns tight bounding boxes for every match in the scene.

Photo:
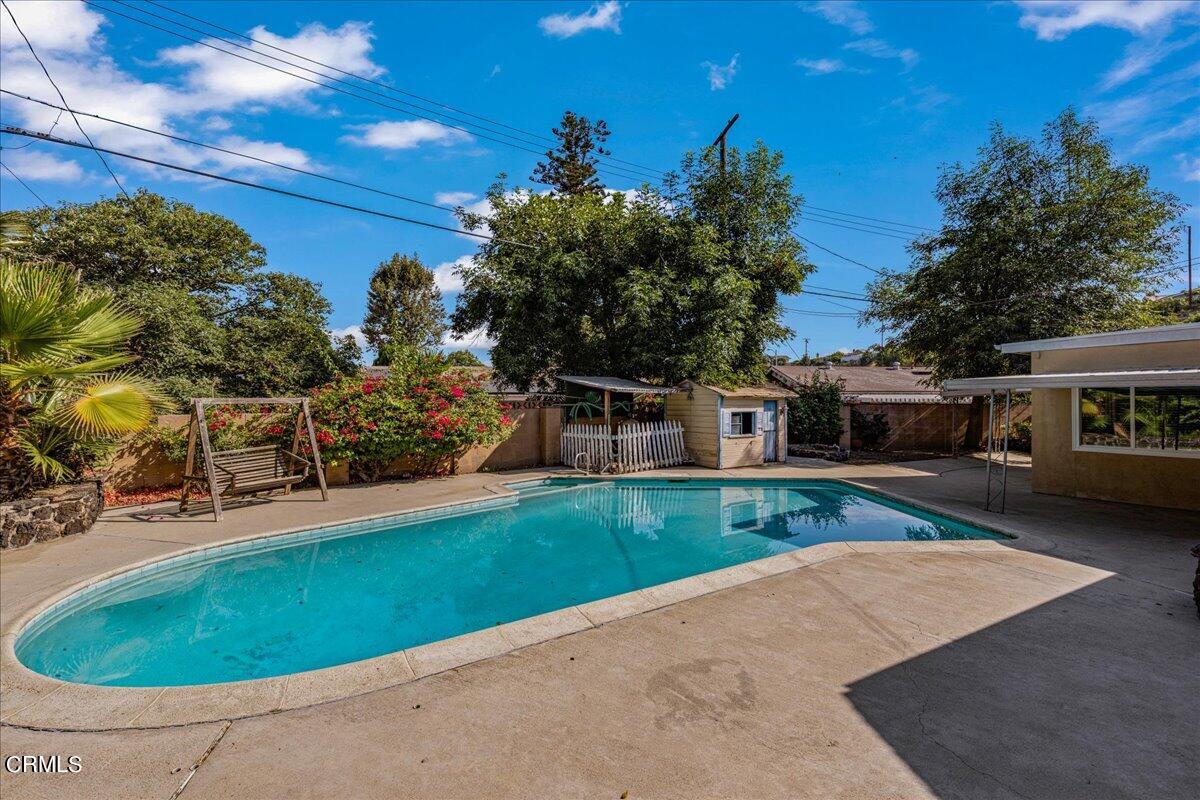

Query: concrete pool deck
[1,457,1197,798]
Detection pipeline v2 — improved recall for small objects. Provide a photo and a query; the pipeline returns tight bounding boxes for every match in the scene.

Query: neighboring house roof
[997,322,1200,354]
[557,376,677,395]
[678,380,794,399]
[770,364,938,394]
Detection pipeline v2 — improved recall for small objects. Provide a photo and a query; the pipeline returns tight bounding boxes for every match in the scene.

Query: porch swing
[179,397,329,521]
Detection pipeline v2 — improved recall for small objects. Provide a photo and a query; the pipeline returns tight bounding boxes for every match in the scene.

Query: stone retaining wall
[0,481,103,549]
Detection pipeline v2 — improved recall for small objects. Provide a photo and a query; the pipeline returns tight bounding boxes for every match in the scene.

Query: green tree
[16,191,352,406]
[222,273,350,397]
[454,141,811,391]
[786,372,844,445]
[1,260,162,499]
[668,142,813,377]
[865,109,1185,383]
[332,334,363,372]
[362,253,445,363]
[453,185,754,389]
[444,349,484,367]
[530,111,612,196]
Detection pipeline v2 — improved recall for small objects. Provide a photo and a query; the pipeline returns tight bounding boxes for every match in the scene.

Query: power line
[799,215,914,241]
[0,160,50,206]
[84,0,660,186]
[800,288,870,303]
[1,0,129,199]
[804,282,868,298]
[804,210,923,238]
[2,125,537,248]
[780,306,860,317]
[797,234,888,275]
[805,204,937,233]
[139,0,669,179]
[2,90,461,214]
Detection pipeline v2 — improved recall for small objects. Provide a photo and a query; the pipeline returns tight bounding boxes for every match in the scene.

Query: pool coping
[0,475,1019,732]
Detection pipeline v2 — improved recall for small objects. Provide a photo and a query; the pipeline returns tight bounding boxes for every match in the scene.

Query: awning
[556,376,677,394]
[942,367,1200,396]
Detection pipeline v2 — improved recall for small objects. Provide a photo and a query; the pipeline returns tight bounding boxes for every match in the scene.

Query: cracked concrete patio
[1,457,1197,799]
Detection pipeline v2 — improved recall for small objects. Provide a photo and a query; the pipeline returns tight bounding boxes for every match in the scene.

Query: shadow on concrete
[846,574,1200,799]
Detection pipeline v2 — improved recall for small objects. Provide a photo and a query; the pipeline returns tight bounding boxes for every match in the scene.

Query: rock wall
[0,481,103,549]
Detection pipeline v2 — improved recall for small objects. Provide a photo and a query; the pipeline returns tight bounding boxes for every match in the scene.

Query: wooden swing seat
[179,397,329,521]
[189,445,311,498]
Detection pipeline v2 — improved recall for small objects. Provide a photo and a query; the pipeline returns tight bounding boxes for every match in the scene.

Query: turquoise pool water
[16,479,1001,687]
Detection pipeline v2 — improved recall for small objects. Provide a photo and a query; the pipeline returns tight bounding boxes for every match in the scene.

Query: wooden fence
[561,420,689,473]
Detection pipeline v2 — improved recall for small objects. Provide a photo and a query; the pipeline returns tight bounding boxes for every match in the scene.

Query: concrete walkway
[1,459,1197,799]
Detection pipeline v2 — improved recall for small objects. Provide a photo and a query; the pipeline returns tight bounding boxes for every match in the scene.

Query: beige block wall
[1029,339,1200,511]
[665,388,720,468]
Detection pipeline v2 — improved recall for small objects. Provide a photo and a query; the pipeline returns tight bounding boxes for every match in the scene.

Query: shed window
[1075,387,1199,456]
[728,411,756,436]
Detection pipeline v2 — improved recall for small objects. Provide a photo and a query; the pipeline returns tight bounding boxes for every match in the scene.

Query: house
[837,350,866,365]
[665,381,792,468]
[943,322,1200,511]
[769,363,995,452]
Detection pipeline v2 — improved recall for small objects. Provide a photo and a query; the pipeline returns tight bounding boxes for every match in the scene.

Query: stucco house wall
[1030,340,1200,511]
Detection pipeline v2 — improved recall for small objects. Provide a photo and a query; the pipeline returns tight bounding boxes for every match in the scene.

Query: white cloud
[796,57,864,76]
[488,65,501,80]
[1085,62,1200,152]
[1,149,85,182]
[159,21,382,110]
[435,191,477,206]
[1013,1,1195,42]
[0,0,104,55]
[1100,29,1199,90]
[330,324,367,352]
[209,136,314,171]
[0,4,390,183]
[1175,153,1200,181]
[342,120,473,150]
[844,38,919,71]
[538,1,623,39]
[442,327,496,349]
[892,84,953,114]
[432,255,472,292]
[702,54,740,90]
[802,1,875,35]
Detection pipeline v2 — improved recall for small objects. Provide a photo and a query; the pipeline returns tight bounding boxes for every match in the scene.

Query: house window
[728,411,757,436]
[1075,387,1200,457]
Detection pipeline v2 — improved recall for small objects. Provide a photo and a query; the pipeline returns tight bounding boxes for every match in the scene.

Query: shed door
[762,401,777,461]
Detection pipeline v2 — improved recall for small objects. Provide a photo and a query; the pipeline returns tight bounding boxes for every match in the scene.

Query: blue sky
[2,0,1197,362]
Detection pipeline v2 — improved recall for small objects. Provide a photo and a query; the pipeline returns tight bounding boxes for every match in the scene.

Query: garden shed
[666,381,792,468]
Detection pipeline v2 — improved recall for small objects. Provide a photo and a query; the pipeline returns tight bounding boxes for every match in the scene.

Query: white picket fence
[561,420,689,473]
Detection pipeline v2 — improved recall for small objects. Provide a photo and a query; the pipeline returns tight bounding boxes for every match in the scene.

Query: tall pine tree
[530,111,612,196]
[361,253,445,364]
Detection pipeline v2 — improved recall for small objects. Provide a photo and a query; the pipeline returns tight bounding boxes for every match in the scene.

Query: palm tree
[1,247,161,498]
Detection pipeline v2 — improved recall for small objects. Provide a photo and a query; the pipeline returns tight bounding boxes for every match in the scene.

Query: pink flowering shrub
[308,347,517,481]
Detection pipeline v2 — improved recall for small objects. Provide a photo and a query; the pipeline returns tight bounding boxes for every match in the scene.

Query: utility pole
[803,337,809,362]
[1188,224,1193,308]
[710,114,739,173]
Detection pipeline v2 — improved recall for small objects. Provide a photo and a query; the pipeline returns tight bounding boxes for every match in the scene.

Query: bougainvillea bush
[138,404,296,463]
[308,347,516,482]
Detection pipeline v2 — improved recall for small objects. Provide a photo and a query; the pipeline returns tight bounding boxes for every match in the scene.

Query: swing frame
[179,397,329,521]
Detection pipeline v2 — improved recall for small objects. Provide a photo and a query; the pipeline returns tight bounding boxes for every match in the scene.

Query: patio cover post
[984,391,994,511]
[1001,389,1012,513]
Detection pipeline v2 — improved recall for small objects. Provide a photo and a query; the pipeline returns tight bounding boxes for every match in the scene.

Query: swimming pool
[16,479,1002,687]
